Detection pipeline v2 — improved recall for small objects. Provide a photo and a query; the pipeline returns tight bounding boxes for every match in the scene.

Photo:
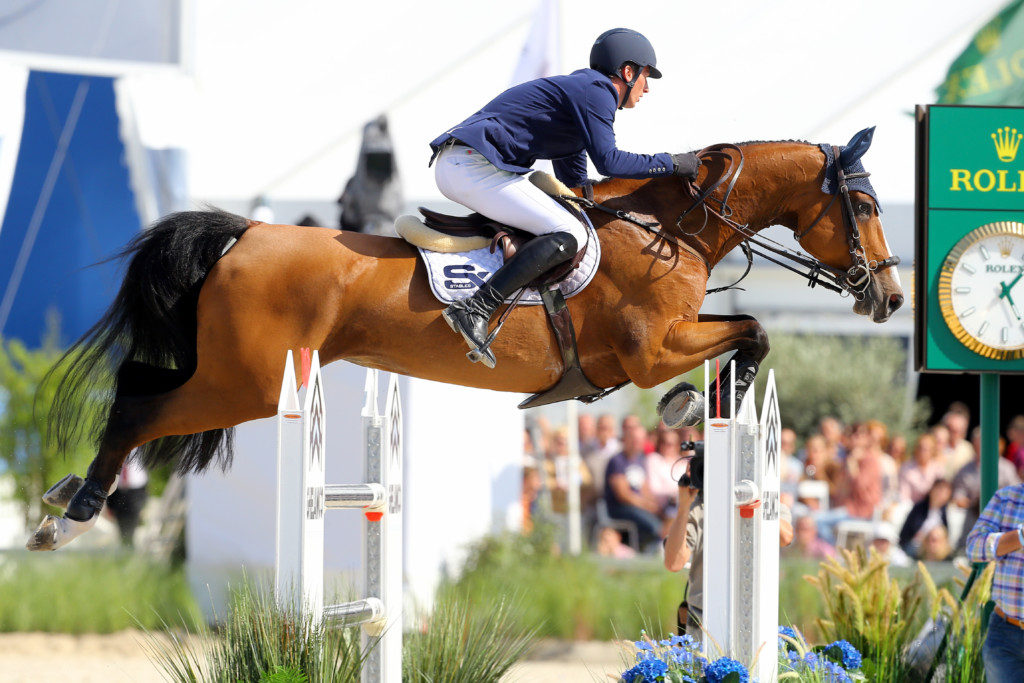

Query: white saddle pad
[417,215,601,305]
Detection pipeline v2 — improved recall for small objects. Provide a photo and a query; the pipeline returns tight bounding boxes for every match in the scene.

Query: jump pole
[275,349,403,683]
[702,360,781,681]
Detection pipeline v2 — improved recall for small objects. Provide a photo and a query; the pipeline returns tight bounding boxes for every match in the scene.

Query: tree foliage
[632,333,930,439]
[754,334,930,440]
[0,323,98,523]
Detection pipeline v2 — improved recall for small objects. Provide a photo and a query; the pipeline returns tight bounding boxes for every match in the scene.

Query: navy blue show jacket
[429,68,674,189]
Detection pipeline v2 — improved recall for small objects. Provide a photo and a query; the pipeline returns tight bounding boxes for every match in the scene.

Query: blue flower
[634,657,669,681]
[669,633,695,648]
[825,639,862,670]
[778,626,801,640]
[634,640,655,651]
[778,625,803,650]
[802,652,822,670]
[704,656,750,683]
[669,648,696,666]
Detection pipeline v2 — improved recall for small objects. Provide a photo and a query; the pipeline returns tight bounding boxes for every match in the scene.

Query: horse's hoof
[25,514,96,551]
[42,473,85,509]
[466,347,496,369]
[658,382,704,428]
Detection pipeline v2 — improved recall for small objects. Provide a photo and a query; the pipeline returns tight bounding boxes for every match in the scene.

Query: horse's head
[792,128,904,323]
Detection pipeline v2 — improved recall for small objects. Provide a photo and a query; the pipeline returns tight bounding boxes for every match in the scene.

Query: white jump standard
[703,360,781,682]
[275,349,403,683]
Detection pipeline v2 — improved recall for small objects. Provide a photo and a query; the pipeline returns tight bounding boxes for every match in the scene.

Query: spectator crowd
[515,402,1024,566]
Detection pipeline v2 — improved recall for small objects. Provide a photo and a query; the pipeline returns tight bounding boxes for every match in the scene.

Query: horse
[27,130,904,551]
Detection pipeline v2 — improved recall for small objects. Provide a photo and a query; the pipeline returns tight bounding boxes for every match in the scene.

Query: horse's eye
[856,202,872,216]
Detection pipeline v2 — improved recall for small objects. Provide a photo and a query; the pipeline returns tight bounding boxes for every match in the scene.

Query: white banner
[510,0,561,86]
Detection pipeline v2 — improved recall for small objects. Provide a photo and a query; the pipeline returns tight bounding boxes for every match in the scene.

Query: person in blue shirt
[430,28,700,368]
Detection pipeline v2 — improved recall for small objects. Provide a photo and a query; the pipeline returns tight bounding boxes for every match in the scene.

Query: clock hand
[1000,289,1022,321]
[1000,273,1023,299]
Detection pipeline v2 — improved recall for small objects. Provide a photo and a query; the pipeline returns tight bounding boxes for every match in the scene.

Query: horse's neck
[591,143,821,269]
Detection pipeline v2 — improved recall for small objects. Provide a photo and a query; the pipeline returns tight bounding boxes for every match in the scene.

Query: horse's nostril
[888,293,904,312]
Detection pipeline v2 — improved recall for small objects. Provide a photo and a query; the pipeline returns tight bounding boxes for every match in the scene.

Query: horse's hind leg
[28,359,275,551]
[27,388,173,551]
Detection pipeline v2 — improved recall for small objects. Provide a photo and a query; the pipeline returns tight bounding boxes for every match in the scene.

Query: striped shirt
[965,483,1024,620]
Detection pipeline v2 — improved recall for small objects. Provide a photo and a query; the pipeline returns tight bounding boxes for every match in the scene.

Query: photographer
[664,444,793,639]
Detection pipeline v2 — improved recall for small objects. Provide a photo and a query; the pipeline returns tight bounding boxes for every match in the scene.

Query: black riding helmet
[589,28,661,109]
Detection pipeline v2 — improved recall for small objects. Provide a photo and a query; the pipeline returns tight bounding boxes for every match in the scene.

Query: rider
[430,27,701,368]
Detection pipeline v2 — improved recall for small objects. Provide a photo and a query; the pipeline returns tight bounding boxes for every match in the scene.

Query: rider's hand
[671,153,701,180]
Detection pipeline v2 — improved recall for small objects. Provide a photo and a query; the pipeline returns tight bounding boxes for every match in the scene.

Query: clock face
[938,221,1024,360]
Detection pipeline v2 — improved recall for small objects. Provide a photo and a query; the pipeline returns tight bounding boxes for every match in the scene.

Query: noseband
[673,144,901,300]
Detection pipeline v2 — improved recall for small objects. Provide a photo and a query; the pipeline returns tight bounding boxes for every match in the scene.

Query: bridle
[672,143,901,300]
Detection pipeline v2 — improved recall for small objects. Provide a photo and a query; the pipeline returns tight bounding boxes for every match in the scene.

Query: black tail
[49,209,250,474]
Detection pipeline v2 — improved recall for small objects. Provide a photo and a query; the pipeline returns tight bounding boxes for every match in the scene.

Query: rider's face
[620,65,650,109]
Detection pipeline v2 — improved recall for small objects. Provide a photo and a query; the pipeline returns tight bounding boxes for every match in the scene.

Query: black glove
[671,152,701,180]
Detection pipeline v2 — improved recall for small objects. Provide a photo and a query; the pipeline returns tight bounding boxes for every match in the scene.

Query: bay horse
[28,132,903,550]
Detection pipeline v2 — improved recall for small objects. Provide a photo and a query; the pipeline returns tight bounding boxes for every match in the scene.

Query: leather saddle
[415,193,588,287]
[405,194,608,409]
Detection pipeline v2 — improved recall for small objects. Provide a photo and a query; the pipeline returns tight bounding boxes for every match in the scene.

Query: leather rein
[567,143,901,300]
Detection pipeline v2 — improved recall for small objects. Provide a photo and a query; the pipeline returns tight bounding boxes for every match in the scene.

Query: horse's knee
[742,319,770,361]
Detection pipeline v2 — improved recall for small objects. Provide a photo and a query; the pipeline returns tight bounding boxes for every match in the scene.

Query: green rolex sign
[916,104,1024,373]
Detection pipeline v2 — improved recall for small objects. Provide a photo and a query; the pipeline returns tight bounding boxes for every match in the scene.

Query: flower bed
[618,627,866,682]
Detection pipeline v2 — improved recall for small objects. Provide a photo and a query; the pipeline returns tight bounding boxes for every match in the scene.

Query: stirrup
[442,306,497,369]
[467,345,496,369]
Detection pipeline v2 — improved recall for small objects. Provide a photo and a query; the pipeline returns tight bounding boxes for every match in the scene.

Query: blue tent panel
[0,70,141,348]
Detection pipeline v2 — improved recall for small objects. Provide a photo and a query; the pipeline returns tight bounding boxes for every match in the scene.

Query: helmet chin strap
[618,65,640,110]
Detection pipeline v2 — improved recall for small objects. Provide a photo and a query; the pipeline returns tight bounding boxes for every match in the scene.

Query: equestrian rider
[430,28,700,368]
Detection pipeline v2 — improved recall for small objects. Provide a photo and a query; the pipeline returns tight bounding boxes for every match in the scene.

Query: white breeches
[433,145,588,245]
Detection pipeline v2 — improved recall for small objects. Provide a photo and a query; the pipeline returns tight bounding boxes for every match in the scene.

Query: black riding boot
[443,231,579,368]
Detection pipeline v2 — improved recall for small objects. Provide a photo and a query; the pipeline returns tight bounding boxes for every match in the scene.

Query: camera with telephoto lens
[677,441,704,490]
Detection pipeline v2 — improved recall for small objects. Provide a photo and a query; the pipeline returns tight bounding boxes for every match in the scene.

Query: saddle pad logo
[443,264,490,290]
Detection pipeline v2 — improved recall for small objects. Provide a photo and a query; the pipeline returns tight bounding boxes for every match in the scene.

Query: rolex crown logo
[992,126,1023,162]
[999,237,1015,258]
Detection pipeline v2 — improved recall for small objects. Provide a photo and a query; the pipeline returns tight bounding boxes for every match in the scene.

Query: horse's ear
[839,126,875,169]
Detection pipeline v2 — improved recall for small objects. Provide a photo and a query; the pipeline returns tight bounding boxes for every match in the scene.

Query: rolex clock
[937,221,1024,360]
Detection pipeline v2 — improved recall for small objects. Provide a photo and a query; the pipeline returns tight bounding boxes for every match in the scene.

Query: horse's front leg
[615,314,769,426]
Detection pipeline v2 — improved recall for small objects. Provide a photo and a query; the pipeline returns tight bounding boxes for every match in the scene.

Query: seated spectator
[942,411,975,479]
[1005,415,1024,478]
[647,424,683,516]
[793,479,829,516]
[543,426,596,514]
[920,525,953,562]
[889,433,909,467]
[780,428,803,494]
[786,515,836,560]
[814,443,885,544]
[800,435,843,504]
[952,426,1021,548]
[584,413,620,497]
[818,416,847,461]
[870,521,912,567]
[605,419,665,549]
[622,414,654,453]
[899,434,943,505]
[578,413,599,459]
[899,479,953,558]
[596,526,636,559]
[510,464,542,534]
